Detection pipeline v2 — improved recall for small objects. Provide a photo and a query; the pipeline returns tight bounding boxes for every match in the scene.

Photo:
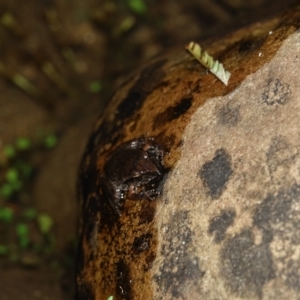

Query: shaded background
[0,0,297,299]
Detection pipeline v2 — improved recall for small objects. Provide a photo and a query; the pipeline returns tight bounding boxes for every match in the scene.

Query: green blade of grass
[16,223,30,250]
[127,0,146,14]
[0,207,14,223]
[0,245,8,255]
[37,213,53,234]
[15,137,32,151]
[43,134,58,149]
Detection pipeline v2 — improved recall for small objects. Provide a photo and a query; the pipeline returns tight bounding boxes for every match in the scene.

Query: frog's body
[77,7,300,300]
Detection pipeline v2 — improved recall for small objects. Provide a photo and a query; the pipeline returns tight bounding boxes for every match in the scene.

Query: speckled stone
[77,7,300,300]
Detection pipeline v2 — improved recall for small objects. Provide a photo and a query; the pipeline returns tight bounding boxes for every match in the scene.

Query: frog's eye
[185,41,231,86]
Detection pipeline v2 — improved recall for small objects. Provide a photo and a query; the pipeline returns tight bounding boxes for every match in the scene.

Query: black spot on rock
[217,104,241,127]
[262,78,291,106]
[116,260,132,300]
[266,136,294,176]
[285,260,300,292]
[199,149,233,199]
[267,136,289,159]
[254,185,300,243]
[116,59,167,120]
[153,97,192,130]
[154,211,204,298]
[253,184,300,291]
[221,230,275,298]
[208,209,236,243]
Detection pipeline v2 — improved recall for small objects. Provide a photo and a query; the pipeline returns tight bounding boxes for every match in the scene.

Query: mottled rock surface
[77,7,300,300]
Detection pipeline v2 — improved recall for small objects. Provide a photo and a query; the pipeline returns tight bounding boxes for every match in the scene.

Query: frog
[102,137,166,215]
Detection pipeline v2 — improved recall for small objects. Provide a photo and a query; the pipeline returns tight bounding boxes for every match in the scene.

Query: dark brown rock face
[77,7,300,300]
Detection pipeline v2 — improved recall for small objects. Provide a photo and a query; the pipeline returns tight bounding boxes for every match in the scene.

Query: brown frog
[77,7,300,300]
[102,137,166,215]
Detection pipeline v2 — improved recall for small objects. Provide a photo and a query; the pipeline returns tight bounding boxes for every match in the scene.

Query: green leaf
[1,13,15,27]
[37,213,53,234]
[17,161,33,178]
[0,207,14,223]
[3,145,16,159]
[10,179,22,191]
[5,169,22,191]
[16,223,30,250]
[0,245,8,255]
[12,74,39,96]
[15,137,32,151]
[5,168,19,183]
[23,208,37,220]
[116,17,135,36]
[0,183,14,199]
[89,81,102,94]
[128,0,146,14]
[43,134,58,149]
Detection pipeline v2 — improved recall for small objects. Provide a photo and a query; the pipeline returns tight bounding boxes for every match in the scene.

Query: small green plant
[3,145,16,159]
[15,137,32,151]
[16,223,30,250]
[0,206,14,223]
[37,213,53,234]
[0,133,58,263]
[127,0,146,14]
[44,133,58,149]
[23,208,37,220]
[89,80,102,94]
[0,244,8,255]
